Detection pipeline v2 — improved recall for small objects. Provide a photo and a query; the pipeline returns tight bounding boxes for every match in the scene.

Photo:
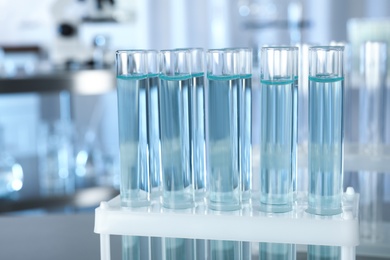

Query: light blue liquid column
[206,49,241,211]
[358,41,387,241]
[185,48,207,260]
[259,46,298,213]
[237,48,253,203]
[159,49,194,209]
[209,240,240,260]
[307,46,344,216]
[186,48,207,201]
[163,237,195,260]
[146,50,162,198]
[116,50,150,208]
[307,245,341,260]
[259,243,296,260]
[206,49,241,259]
[122,236,150,260]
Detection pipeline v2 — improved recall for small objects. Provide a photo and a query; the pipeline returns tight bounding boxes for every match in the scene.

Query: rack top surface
[95,188,359,247]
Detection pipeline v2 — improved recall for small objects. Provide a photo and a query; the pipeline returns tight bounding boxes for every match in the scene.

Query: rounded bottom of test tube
[207,201,241,211]
[162,196,194,210]
[305,207,342,216]
[258,203,292,213]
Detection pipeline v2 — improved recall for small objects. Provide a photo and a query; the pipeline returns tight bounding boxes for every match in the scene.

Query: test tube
[237,48,253,203]
[307,245,341,260]
[116,50,150,207]
[122,236,150,260]
[259,46,298,213]
[206,49,241,211]
[358,41,387,241]
[146,50,162,198]
[185,48,207,200]
[182,47,208,259]
[259,243,296,260]
[159,49,194,209]
[209,240,240,260]
[307,46,344,215]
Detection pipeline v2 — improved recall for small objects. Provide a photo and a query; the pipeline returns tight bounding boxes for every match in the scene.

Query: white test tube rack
[94,187,359,260]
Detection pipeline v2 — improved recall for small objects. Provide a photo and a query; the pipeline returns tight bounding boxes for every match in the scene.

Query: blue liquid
[117,75,150,207]
[240,75,252,202]
[241,241,251,260]
[159,75,193,209]
[206,75,240,211]
[122,236,140,260]
[307,245,341,260]
[147,75,162,197]
[122,236,151,260]
[191,73,206,199]
[259,79,297,213]
[164,238,194,260]
[209,240,240,260]
[308,76,343,215]
[259,243,296,260]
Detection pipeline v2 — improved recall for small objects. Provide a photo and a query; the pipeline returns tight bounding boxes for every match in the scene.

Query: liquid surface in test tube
[207,75,240,211]
[117,75,150,207]
[260,78,297,213]
[160,75,193,209]
[308,75,343,215]
[148,74,161,196]
[192,73,206,196]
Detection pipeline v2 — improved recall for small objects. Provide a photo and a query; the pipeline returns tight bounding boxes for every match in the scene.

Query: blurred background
[0,0,389,259]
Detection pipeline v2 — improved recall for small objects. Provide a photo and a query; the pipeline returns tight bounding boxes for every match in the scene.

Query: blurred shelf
[0,69,115,95]
[0,187,119,214]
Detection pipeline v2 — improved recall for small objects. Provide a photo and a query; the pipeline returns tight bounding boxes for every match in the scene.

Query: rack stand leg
[100,234,111,260]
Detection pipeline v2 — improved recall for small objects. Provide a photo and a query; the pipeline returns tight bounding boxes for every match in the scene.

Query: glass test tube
[185,48,207,200]
[159,49,194,209]
[145,50,163,260]
[259,243,296,260]
[236,48,253,203]
[146,50,162,198]
[307,245,341,260]
[209,240,240,260]
[206,49,241,211]
[181,47,207,260]
[307,46,344,215]
[358,41,387,241]
[259,46,298,213]
[116,50,150,207]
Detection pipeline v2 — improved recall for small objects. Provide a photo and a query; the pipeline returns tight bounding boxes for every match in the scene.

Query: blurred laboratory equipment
[358,41,388,243]
[38,120,75,197]
[308,46,344,216]
[92,34,110,69]
[0,125,23,198]
[75,129,104,189]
